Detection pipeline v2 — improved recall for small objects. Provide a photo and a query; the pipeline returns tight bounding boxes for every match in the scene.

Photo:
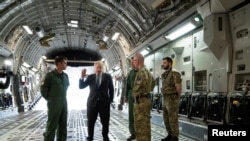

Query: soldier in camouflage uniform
[124,57,137,141]
[161,57,182,141]
[132,53,155,141]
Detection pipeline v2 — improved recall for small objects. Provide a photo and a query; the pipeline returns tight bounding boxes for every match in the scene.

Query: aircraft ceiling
[0,0,200,70]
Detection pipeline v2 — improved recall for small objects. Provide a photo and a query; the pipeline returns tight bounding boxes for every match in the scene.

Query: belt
[135,94,151,104]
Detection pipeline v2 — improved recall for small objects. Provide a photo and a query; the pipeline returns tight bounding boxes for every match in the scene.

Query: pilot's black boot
[127,134,136,141]
[161,134,172,141]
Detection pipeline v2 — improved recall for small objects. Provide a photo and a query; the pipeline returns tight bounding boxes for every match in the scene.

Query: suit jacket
[79,73,114,108]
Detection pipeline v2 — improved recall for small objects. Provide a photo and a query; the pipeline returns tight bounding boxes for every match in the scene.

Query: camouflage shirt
[132,66,155,97]
[161,68,181,95]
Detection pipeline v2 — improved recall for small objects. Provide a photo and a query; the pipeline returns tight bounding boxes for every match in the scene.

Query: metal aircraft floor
[0,109,196,141]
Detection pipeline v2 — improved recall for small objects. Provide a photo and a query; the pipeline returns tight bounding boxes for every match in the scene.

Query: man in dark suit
[79,61,114,141]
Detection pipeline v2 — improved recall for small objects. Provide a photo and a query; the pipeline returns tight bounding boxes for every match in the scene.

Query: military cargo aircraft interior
[0,0,250,140]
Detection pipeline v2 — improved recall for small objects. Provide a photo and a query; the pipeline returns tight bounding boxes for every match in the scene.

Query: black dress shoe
[86,137,93,141]
[127,135,136,141]
[103,137,110,141]
[161,134,172,141]
[170,136,178,141]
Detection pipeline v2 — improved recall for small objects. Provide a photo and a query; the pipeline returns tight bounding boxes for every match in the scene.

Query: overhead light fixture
[140,46,152,56]
[22,25,33,34]
[4,59,12,66]
[103,35,109,42]
[68,20,78,28]
[164,22,196,41]
[42,55,47,59]
[111,32,120,40]
[70,20,78,24]
[109,69,113,74]
[31,67,38,72]
[67,23,78,28]
[22,62,31,68]
[113,65,120,71]
[192,14,203,24]
[145,46,152,51]
[140,49,149,56]
[194,17,200,22]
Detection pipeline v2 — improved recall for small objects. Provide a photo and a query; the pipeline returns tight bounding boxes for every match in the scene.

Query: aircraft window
[236,28,248,38]
[235,50,243,60]
[181,71,185,75]
[186,80,190,90]
[218,17,223,31]
[237,64,245,71]
[183,56,191,62]
[194,70,207,91]
[194,37,197,48]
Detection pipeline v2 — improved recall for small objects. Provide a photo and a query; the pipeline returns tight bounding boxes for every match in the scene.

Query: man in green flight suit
[41,56,70,141]
[124,57,137,141]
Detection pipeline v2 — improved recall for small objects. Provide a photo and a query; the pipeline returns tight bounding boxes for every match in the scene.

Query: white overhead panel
[197,0,245,19]
[197,0,212,19]
[203,14,231,60]
[210,0,245,13]
[229,3,250,50]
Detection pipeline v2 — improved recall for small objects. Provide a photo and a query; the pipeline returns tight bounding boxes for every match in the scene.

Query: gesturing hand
[81,69,87,78]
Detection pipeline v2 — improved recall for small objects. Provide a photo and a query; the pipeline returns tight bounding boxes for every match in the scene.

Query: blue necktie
[96,75,100,88]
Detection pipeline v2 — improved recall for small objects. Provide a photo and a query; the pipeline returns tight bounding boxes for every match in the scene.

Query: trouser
[44,102,68,141]
[87,101,110,140]
[162,94,179,137]
[128,93,135,136]
[134,97,151,141]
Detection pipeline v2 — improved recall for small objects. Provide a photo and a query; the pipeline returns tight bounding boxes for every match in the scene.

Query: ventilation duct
[203,14,231,59]
[197,0,245,19]
[172,47,184,55]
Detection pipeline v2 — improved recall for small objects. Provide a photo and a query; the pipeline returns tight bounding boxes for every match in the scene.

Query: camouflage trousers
[162,94,180,137]
[128,93,135,136]
[134,97,151,141]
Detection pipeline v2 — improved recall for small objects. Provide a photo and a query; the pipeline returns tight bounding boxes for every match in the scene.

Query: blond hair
[94,61,103,69]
